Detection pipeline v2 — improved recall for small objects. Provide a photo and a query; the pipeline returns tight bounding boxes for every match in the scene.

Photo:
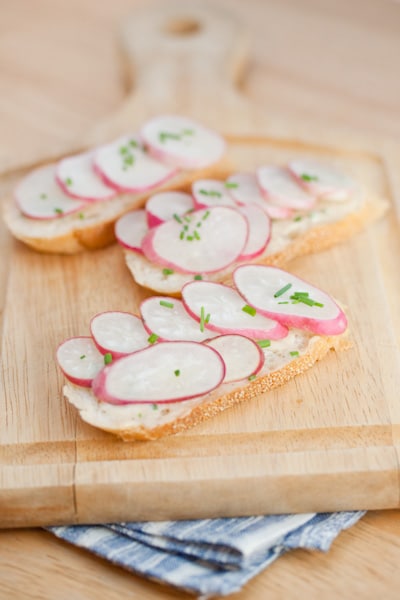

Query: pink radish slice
[206,334,265,382]
[92,341,225,405]
[233,265,347,335]
[56,151,117,201]
[146,191,195,228]
[192,179,237,209]
[93,134,177,192]
[238,204,271,260]
[56,336,105,388]
[15,165,87,219]
[226,172,293,219]
[141,206,249,274]
[288,158,356,201]
[181,280,288,340]
[140,115,226,169]
[140,296,218,342]
[257,165,315,211]
[115,210,148,252]
[90,311,150,358]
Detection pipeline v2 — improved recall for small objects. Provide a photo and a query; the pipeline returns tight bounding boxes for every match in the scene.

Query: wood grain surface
[1,0,400,597]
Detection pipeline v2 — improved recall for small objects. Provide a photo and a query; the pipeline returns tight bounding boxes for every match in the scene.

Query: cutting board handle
[119,1,249,108]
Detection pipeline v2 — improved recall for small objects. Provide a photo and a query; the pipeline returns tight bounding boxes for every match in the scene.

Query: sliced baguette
[3,160,230,254]
[64,329,351,441]
[123,193,388,295]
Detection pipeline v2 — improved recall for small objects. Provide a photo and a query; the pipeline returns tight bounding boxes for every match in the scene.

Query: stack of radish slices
[57,266,347,407]
[14,115,226,220]
[115,160,357,277]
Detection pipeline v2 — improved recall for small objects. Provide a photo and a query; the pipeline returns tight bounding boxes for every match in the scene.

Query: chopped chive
[242,304,257,317]
[293,215,302,222]
[179,231,185,240]
[152,403,158,410]
[290,351,299,357]
[65,177,73,186]
[137,412,142,418]
[291,291,309,297]
[278,301,289,304]
[183,215,192,222]
[200,306,206,332]
[147,333,159,344]
[78,212,85,220]
[129,139,139,148]
[173,213,183,223]
[199,189,209,196]
[225,181,239,189]
[174,369,180,376]
[104,353,112,365]
[119,146,128,155]
[124,155,134,166]
[162,268,174,276]
[160,300,174,309]
[313,301,324,307]
[183,224,189,231]
[248,374,257,381]
[257,339,271,348]
[183,128,194,135]
[194,274,202,280]
[193,230,201,240]
[40,193,47,199]
[80,355,86,360]
[196,221,202,227]
[159,131,181,143]
[274,283,292,298]
[205,313,211,324]
[202,210,210,220]
[301,173,319,182]
[54,208,63,215]
[186,235,194,241]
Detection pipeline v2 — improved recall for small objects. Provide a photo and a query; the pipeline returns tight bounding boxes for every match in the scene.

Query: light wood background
[1,0,400,597]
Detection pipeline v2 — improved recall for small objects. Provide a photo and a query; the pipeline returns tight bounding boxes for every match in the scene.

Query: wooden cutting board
[1,1,400,528]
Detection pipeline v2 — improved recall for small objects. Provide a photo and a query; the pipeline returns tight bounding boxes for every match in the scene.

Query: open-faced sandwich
[57,266,350,441]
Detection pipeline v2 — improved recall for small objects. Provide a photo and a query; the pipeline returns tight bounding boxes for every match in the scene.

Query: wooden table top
[1,0,400,597]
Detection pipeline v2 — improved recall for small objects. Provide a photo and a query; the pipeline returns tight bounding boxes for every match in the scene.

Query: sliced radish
[92,341,226,405]
[15,165,87,219]
[238,204,271,260]
[90,311,150,358]
[146,191,194,228]
[181,280,288,340]
[192,179,237,209]
[141,206,249,274]
[288,158,356,201]
[93,134,177,193]
[140,115,226,169]
[56,151,116,202]
[226,172,293,219]
[257,165,315,211]
[140,296,218,342]
[56,336,104,388]
[206,334,265,382]
[234,265,347,335]
[115,210,148,252]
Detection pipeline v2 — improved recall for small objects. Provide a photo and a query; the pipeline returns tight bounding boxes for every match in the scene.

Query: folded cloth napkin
[48,511,364,597]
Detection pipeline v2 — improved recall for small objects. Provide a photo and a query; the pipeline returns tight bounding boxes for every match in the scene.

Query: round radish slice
[182,280,288,340]
[257,165,315,211]
[146,191,194,228]
[92,341,225,405]
[141,206,249,274]
[238,204,271,260]
[15,164,87,219]
[140,296,218,342]
[90,311,150,358]
[192,179,237,209]
[56,151,116,201]
[115,210,148,252]
[93,134,177,192]
[140,115,226,169]
[226,172,294,219]
[56,336,104,388]
[206,334,265,382]
[288,158,356,201]
[234,265,347,335]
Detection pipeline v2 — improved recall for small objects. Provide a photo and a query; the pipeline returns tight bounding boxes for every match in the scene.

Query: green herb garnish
[200,306,206,332]
[289,291,324,308]
[147,333,159,344]
[104,353,112,365]
[162,268,174,276]
[194,274,203,280]
[160,300,174,309]
[123,155,134,166]
[183,129,194,135]
[193,229,200,240]
[274,283,292,298]
[80,355,86,359]
[301,173,319,182]
[293,215,302,222]
[173,213,183,223]
[159,131,181,143]
[242,304,257,317]
[199,189,222,198]
[290,351,299,357]
[202,210,210,220]
[65,177,73,186]
[119,146,128,155]
[174,369,180,377]
[40,193,47,199]
[152,403,158,410]
[257,339,271,348]
[225,181,239,189]
[248,374,257,381]
[54,208,63,215]
[78,212,85,220]
[129,139,139,148]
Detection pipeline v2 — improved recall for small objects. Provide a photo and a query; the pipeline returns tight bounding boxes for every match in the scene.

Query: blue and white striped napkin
[49,511,364,597]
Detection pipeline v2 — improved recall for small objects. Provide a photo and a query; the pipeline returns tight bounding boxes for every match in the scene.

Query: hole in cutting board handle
[164,18,202,36]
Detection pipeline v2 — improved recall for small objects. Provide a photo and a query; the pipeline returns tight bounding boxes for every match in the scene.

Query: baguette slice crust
[64,330,351,441]
[3,160,230,254]
[123,195,388,295]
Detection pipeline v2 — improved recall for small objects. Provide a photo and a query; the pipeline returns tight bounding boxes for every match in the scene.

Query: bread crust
[65,332,351,442]
[3,160,231,254]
